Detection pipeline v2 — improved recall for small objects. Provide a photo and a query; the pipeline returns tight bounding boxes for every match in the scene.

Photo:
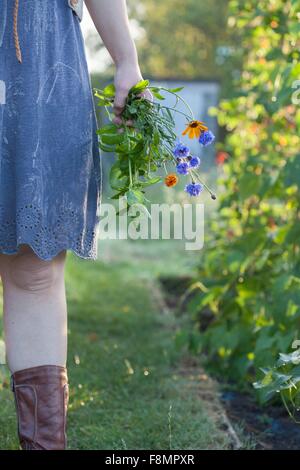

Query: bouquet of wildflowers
[94,79,216,209]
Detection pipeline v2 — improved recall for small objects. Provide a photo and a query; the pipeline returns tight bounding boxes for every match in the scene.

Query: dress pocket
[67,0,83,22]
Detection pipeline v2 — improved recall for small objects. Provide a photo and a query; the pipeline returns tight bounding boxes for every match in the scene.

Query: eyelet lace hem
[0,203,99,261]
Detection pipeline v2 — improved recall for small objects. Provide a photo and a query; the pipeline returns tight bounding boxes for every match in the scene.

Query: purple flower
[185,182,203,196]
[176,162,189,175]
[189,156,201,168]
[199,130,215,147]
[173,142,190,158]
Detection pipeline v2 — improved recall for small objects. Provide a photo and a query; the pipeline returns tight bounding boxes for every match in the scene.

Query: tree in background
[90,0,236,93]
[127,0,232,82]
[181,0,300,387]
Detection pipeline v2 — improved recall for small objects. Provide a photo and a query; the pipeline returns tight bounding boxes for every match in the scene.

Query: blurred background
[1,0,300,450]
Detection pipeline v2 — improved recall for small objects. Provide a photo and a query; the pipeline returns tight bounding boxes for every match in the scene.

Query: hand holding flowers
[94,79,216,211]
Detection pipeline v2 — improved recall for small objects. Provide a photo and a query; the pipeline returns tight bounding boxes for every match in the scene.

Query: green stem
[128,158,133,187]
[190,169,216,198]
[151,87,195,120]
[151,102,192,122]
[104,106,113,121]
[281,391,300,424]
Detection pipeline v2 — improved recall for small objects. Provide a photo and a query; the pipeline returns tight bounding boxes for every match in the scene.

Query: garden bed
[159,275,300,450]
[220,390,300,450]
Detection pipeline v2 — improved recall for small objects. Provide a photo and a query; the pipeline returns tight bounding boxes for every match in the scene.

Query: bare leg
[0,244,67,374]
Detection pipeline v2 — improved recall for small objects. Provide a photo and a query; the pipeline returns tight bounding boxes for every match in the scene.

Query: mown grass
[0,239,229,450]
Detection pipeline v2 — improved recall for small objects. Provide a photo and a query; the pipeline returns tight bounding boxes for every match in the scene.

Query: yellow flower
[164,173,178,187]
[182,120,208,139]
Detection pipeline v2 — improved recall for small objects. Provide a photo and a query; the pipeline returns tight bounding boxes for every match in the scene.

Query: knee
[8,249,63,292]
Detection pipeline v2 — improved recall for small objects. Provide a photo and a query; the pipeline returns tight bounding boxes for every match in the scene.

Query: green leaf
[139,177,162,187]
[128,141,145,156]
[101,133,125,145]
[96,98,112,107]
[152,91,165,101]
[97,124,119,135]
[103,83,116,97]
[98,142,115,153]
[277,351,300,367]
[109,163,127,190]
[110,190,127,200]
[130,80,150,94]
[126,189,145,206]
[168,87,184,93]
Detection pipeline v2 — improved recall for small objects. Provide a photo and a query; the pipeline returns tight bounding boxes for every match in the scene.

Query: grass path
[0,240,230,450]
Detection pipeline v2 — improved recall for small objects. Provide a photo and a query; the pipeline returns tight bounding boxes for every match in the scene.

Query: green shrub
[184,0,300,387]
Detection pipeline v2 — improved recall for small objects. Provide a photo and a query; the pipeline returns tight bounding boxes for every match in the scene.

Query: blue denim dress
[0,0,102,260]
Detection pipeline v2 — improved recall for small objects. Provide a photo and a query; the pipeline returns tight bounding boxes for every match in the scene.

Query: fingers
[112,116,134,127]
[115,123,134,134]
[112,87,153,129]
[113,88,128,117]
[138,89,154,102]
[112,116,123,126]
[113,87,133,127]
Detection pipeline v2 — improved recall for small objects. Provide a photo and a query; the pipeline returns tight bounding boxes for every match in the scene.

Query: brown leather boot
[10,365,69,450]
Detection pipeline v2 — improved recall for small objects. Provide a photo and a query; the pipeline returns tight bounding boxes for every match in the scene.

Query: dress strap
[13,0,22,63]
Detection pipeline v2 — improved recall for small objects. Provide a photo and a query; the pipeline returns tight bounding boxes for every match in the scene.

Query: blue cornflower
[185,182,203,197]
[189,156,201,168]
[176,162,189,175]
[199,130,215,147]
[173,142,190,158]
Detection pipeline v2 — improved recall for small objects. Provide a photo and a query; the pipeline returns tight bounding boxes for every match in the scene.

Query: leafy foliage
[184,0,300,387]
[254,349,300,421]
[94,81,179,209]
[127,0,233,83]
[94,80,215,211]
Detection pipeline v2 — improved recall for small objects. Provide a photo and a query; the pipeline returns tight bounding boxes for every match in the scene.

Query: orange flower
[216,151,229,165]
[182,120,208,139]
[164,173,178,187]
